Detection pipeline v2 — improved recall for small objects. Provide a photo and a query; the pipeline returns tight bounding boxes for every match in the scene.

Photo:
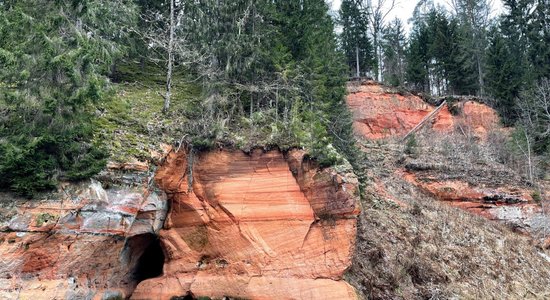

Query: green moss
[35,213,56,227]
[93,63,201,164]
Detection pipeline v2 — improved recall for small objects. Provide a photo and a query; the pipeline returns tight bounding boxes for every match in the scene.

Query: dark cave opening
[131,235,165,282]
[171,292,196,300]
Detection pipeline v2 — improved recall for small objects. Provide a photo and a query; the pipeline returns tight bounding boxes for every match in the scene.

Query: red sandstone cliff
[132,149,360,299]
[346,81,500,140]
[0,149,360,299]
[347,80,548,236]
[1,80,547,300]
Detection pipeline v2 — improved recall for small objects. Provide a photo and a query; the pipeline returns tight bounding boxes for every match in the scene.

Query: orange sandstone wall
[346,81,499,140]
[132,149,360,300]
[0,149,361,300]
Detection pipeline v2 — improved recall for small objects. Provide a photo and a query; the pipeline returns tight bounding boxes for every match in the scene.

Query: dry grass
[348,135,550,299]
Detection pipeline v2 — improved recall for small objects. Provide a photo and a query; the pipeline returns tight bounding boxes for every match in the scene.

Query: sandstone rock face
[0,172,168,299]
[457,101,500,139]
[399,170,542,228]
[347,81,443,139]
[132,149,360,300]
[346,81,499,140]
[0,149,359,299]
[347,81,547,237]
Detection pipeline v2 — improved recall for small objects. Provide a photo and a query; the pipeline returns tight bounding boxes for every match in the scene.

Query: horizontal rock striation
[132,149,360,300]
[346,81,499,140]
[0,171,168,299]
[399,169,542,229]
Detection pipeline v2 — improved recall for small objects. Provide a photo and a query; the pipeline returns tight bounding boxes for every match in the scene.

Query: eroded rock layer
[0,173,168,299]
[347,80,547,236]
[346,81,500,140]
[399,169,542,227]
[132,149,360,300]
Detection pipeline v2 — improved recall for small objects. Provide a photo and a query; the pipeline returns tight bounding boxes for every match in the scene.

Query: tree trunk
[525,130,533,182]
[356,45,360,78]
[374,32,380,81]
[377,32,383,82]
[163,0,175,114]
[476,50,485,96]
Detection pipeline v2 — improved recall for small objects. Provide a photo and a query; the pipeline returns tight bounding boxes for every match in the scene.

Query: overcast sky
[329,0,505,32]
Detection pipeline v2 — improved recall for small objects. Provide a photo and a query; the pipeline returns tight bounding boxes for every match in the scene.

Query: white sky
[329,0,505,32]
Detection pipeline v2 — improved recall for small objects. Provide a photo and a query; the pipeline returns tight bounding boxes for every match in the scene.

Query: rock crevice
[132,148,360,300]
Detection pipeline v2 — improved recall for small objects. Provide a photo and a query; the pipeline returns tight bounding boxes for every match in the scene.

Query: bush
[0,134,107,198]
[532,190,542,203]
[405,134,419,156]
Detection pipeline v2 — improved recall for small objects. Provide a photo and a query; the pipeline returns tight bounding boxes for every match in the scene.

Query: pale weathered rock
[133,149,360,300]
[0,175,168,299]
[400,170,541,225]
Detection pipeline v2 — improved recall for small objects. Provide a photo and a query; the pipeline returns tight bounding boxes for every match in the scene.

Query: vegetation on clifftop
[0,0,354,197]
[0,0,137,197]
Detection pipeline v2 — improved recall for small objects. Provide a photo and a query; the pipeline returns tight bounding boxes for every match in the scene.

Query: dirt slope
[346,81,550,299]
[347,141,550,299]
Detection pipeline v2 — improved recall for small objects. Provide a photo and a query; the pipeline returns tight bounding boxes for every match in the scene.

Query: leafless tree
[516,78,550,182]
[164,0,176,114]
[137,0,205,114]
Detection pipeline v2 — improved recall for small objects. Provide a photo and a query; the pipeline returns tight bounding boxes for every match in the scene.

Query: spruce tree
[406,15,431,92]
[0,0,137,196]
[382,18,406,87]
[340,0,374,78]
[451,0,492,96]
[485,26,522,124]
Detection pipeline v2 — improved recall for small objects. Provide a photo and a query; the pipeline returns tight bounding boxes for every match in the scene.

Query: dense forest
[1,0,549,197]
[343,0,550,160]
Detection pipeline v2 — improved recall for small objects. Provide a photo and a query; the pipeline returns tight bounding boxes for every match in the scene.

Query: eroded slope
[346,81,550,299]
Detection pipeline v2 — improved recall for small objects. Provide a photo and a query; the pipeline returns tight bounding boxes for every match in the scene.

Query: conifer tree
[406,22,431,92]
[382,18,406,86]
[0,0,137,196]
[485,26,522,124]
[340,0,374,77]
[451,0,492,96]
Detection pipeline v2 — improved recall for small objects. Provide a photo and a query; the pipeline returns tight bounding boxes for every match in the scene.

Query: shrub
[405,134,419,156]
[532,190,542,203]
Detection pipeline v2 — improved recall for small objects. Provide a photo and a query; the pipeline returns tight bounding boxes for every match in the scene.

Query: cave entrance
[130,234,165,282]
